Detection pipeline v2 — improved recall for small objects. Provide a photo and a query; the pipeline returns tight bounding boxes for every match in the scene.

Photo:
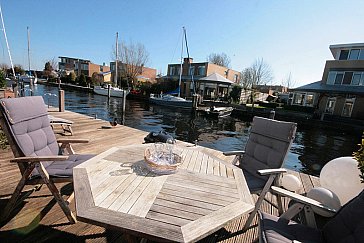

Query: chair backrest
[0,96,59,174]
[323,189,364,242]
[241,116,297,179]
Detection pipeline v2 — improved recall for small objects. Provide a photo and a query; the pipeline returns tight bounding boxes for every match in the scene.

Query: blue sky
[0,0,363,87]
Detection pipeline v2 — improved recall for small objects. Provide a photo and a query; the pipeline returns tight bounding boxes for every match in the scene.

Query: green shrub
[353,134,364,183]
[0,70,6,89]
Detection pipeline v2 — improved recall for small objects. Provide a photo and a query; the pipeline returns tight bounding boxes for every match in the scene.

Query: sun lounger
[48,115,74,135]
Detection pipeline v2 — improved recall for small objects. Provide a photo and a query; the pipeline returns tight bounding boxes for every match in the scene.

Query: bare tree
[207,52,231,68]
[113,40,149,87]
[240,67,254,89]
[281,72,295,89]
[250,58,273,87]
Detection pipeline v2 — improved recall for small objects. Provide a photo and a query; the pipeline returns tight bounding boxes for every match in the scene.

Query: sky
[0,0,363,88]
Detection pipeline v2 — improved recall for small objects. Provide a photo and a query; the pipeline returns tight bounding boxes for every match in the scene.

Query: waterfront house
[292,43,364,120]
[110,61,157,85]
[163,58,241,99]
[58,56,110,78]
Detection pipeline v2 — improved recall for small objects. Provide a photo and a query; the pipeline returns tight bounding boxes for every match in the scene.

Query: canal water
[32,84,361,176]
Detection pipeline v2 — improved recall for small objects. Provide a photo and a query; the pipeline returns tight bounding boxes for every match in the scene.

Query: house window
[169,66,175,76]
[306,94,314,106]
[334,72,344,84]
[339,50,349,60]
[342,72,353,85]
[327,71,336,85]
[359,49,364,60]
[325,98,336,114]
[342,97,355,117]
[349,49,360,60]
[234,74,239,82]
[351,73,362,85]
[198,66,205,76]
[176,67,181,75]
[292,93,305,106]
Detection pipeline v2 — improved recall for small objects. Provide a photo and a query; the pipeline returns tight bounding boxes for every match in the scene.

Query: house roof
[198,72,235,84]
[294,81,364,95]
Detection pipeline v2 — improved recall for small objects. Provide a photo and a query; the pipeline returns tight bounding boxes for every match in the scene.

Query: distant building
[110,61,157,85]
[254,85,288,95]
[293,43,364,119]
[58,56,110,77]
[164,58,241,99]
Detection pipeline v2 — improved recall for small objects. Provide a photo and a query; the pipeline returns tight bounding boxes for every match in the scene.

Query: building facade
[293,43,364,119]
[59,56,110,77]
[110,61,157,86]
[165,58,241,98]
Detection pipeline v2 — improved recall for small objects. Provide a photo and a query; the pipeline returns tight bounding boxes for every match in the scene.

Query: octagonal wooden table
[73,144,254,242]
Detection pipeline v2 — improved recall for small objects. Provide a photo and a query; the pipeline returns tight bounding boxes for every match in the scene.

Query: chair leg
[36,163,77,224]
[243,175,276,231]
[1,165,35,222]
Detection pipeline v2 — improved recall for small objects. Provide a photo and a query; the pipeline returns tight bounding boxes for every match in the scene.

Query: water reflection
[32,84,361,176]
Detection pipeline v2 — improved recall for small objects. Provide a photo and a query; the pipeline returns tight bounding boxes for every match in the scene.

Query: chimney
[183,58,193,64]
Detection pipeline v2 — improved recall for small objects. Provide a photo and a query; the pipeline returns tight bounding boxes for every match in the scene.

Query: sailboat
[149,27,193,109]
[20,27,37,84]
[93,32,129,98]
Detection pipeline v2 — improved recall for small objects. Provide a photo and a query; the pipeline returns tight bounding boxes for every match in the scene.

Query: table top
[73,144,254,242]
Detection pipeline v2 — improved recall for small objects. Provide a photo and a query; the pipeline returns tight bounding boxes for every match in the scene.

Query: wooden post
[121,90,126,125]
[269,110,275,119]
[59,89,65,112]
[107,84,111,98]
[192,94,198,109]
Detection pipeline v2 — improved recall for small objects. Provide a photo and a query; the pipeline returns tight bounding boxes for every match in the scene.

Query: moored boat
[203,106,233,118]
[149,94,193,109]
[93,85,129,98]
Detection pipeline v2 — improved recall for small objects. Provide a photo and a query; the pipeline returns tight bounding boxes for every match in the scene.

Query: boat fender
[144,131,175,143]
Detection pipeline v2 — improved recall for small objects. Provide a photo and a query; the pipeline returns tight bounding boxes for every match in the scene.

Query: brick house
[58,56,110,77]
[164,58,241,98]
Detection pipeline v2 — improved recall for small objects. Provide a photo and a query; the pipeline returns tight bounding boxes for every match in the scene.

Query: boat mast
[0,4,15,77]
[178,28,184,97]
[114,32,118,87]
[27,26,31,73]
[183,27,195,94]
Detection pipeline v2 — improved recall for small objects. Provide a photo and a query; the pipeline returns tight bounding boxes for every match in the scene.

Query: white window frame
[325,97,336,114]
[341,97,356,117]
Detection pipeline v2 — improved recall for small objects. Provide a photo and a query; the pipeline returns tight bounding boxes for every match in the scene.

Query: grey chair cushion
[1,96,59,158]
[259,211,322,243]
[242,168,266,192]
[46,154,94,177]
[323,189,364,243]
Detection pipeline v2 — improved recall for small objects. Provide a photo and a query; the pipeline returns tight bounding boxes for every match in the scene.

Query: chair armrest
[10,156,69,163]
[271,186,337,214]
[57,138,89,144]
[257,168,287,176]
[223,150,245,156]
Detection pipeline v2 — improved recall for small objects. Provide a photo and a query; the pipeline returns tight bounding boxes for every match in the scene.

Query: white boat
[19,73,37,84]
[203,106,233,118]
[149,94,192,109]
[93,85,129,98]
[149,27,194,109]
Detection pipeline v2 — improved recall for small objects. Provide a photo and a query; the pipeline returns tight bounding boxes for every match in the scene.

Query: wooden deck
[0,109,320,243]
